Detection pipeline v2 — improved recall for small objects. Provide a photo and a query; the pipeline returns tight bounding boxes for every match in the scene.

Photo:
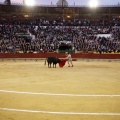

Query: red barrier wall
[0,53,120,59]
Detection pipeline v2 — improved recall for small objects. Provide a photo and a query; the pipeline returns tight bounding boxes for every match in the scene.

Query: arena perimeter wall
[0,53,120,59]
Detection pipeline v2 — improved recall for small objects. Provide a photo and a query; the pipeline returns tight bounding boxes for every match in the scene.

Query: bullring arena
[0,54,120,120]
[0,0,120,119]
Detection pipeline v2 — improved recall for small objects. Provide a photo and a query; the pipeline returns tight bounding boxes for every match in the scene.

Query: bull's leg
[48,62,51,68]
[47,62,50,68]
[53,64,56,68]
[50,63,52,68]
[48,62,52,68]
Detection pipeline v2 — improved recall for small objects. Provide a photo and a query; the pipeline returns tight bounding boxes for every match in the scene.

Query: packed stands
[0,3,120,54]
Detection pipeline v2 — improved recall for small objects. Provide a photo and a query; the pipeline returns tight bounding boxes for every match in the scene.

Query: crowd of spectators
[0,16,120,54]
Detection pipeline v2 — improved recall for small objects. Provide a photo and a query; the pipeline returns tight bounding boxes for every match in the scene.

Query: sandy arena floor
[0,59,120,120]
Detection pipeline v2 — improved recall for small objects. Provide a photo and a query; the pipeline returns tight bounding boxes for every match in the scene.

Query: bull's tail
[44,58,47,65]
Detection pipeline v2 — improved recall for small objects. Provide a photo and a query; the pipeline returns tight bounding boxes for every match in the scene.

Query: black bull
[45,56,61,68]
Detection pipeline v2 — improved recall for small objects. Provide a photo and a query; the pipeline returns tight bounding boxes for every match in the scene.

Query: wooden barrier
[0,53,120,59]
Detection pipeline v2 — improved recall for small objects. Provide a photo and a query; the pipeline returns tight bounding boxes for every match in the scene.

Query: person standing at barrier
[66,52,73,67]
